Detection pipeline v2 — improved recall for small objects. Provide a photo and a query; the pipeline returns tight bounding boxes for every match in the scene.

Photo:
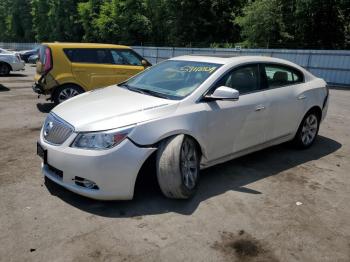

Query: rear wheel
[0,63,10,76]
[53,85,84,104]
[293,110,320,149]
[156,135,200,199]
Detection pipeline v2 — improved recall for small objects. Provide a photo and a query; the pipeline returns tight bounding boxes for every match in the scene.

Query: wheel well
[0,61,12,71]
[156,134,203,158]
[306,106,322,121]
[133,134,203,197]
[54,83,85,93]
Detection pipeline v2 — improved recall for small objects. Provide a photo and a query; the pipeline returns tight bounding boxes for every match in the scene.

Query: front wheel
[156,135,200,199]
[293,110,320,149]
[53,85,84,104]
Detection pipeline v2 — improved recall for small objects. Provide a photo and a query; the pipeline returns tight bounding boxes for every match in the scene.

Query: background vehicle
[19,47,40,63]
[37,56,329,200]
[32,43,151,104]
[0,48,25,76]
[28,54,39,64]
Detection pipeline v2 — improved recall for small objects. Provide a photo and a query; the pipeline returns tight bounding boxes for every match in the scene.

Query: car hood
[52,86,179,132]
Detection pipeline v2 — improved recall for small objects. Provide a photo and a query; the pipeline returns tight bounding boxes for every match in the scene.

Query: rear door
[110,49,145,83]
[65,48,120,90]
[261,63,305,141]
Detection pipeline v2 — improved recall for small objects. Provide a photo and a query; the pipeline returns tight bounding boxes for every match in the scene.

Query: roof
[170,55,300,67]
[42,42,131,49]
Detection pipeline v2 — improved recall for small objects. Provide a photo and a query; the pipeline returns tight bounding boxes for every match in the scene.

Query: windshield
[122,60,222,100]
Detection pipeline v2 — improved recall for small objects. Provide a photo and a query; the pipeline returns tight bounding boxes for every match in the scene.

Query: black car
[19,47,39,63]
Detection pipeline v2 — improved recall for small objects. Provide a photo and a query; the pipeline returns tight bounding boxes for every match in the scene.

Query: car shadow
[2,73,27,77]
[36,103,55,113]
[0,84,10,92]
[45,135,341,217]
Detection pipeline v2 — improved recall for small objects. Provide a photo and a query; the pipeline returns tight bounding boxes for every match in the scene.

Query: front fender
[129,108,209,160]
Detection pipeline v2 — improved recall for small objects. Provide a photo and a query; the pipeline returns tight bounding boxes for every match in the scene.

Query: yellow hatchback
[33,43,151,104]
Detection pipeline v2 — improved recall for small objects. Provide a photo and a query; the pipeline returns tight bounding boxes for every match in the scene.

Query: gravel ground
[0,65,349,262]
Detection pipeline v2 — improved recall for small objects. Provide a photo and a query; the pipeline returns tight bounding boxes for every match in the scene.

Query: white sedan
[0,48,25,75]
[37,56,329,200]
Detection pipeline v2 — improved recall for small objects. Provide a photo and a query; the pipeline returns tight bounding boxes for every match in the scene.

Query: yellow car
[32,43,151,104]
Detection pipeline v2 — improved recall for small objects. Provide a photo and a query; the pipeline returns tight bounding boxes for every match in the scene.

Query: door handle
[255,105,266,111]
[297,95,306,100]
[73,69,86,72]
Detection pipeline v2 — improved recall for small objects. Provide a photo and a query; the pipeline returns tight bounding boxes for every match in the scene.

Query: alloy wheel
[180,139,198,190]
[58,87,80,103]
[301,114,318,146]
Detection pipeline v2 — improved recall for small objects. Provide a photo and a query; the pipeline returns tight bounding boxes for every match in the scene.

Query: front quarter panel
[128,102,210,161]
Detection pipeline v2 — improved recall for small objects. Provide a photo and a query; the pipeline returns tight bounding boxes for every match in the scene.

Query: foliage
[0,0,349,49]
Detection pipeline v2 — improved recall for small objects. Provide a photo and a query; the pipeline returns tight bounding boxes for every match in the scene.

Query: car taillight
[16,54,21,62]
[44,47,52,73]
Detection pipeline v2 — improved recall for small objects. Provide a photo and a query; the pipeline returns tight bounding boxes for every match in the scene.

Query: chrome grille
[43,113,74,145]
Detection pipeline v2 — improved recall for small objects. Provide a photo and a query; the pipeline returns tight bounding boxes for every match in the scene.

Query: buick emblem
[43,121,54,137]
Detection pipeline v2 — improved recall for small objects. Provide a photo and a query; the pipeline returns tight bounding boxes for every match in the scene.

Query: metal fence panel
[133,46,350,86]
[1,43,349,86]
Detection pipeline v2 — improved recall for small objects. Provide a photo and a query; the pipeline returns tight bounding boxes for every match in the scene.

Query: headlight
[71,126,134,150]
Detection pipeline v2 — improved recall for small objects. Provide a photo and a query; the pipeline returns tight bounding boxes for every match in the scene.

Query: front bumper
[11,61,25,71]
[39,133,156,200]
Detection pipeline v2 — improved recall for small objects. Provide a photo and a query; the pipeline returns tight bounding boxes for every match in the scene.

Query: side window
[96,49,114,64]
[64,49,113,64]
[264,64,304,88]
[110,50,128,65]
[213,64,260,95]
[111,49,142,66]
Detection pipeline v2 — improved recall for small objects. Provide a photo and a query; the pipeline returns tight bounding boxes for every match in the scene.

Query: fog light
[73,176,99,190]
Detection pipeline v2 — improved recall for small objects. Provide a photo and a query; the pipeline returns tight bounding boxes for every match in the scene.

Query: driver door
[204,64,270,161]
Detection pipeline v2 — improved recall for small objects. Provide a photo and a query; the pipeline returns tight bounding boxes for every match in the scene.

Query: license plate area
[37,142,47,164]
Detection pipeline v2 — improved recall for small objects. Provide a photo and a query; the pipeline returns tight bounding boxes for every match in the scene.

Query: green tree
[293,0,346,49]
[31,0,51,42]
[48,0,84,41]
[7,0,34,41]
[78,0,104,42]
[235,0,290,48]
[166,0,246,47]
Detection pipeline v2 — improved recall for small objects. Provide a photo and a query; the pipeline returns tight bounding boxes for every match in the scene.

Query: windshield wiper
[120,84,169,99]
[135,88,170,99]
[119,83,144,94]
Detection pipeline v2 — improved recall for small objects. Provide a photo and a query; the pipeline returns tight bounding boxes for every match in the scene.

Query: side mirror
[141,59,149,67]
[205,86,239,101]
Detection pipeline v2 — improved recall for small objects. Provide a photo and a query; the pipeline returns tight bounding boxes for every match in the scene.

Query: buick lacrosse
[37,55,329,200]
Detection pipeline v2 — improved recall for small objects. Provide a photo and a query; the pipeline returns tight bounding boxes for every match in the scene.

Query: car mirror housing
[205,86,239,101]
[141,59,149,67]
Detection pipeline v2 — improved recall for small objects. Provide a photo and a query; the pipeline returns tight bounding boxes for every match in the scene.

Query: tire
[0,63,10,76]
[53,85,84,104]
[156,135,200,199]
[293,110,320,149]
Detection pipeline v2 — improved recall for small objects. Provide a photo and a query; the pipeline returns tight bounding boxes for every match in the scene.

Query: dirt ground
[0,65,349,262]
